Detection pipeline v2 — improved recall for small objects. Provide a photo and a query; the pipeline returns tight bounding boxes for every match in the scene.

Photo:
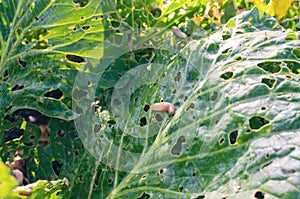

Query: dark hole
[113,98,121,106]
[222,48,231,54]
[78,174,83,182]
[257,61,281,73]
[174,72,181,82]
[210,91,218,101]
[135,97,139,102]
[107,120,116,125]
[4,128,25,142]
[158,169,164,175]
[58,130,66,137]
[75,150,79,156]
[234,56,242,61]
[192,172,196,177]
[44,89,63,99]
[3,69,8,81]
[220,71,233,80]
[70,126,76,131]
[143,104,150,112]
[172,89,177,94]
[261,77,275,88]
[229,130,238,145]
[261,107,266,110]
[12,84,24,91]
[52,160,63,176]
[262,161,273,169]
[171,136,185,156]
[80,16,85,20]
[66,54,86,63]
[186,103,194,111]
[249,116,270,130]
[35,17,39,20]
[222,34,231,40]
[139,117,147,127]
[24,142,34,146]
[266,154,270,158]
[13,109,50,125]
[30,135,35,139]
[155,114,163,122]
[81,25,91,30]
[73,89,87,100]
[151,6,162,18]
[193,195,205,199]
[179,185,183,192]
[18,57,27,67]
[136,192,150,199]
[285,61,300,75]
[219,138,225,144]
[73,27,77,31]
[107,178,113,184]
[254,191,265,199]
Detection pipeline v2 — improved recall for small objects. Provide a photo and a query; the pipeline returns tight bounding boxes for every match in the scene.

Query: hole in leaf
[186,103,194,111]
[220,71,233,80]
[75,150,79,156]
[172,89,177,94]
[193,195,205,199]
[210,91,218,101]
[151,7,162,18]
[257,61,281,73]
[219,138,225,145]
[4,128,24,142]
[254,191,265,199]
[12,84,24,91]
[179,185,184,192]
[261,77,275,88]
[155,114,163,122]
[143,104,150,112]
[157,168,165,175]
[73,0,90,7]
[229,130,238,145]
[249,116,269,130]
[136,192,150,199]
[81,25,91,30]
[52,160,63,176]
[222,48,231,54]
[58,130,66,137]
[266,154,270,158]
[107,178,113,184]
[285,61,300,74]
[281,168,296,175]
[66,54,86,63]
[171,136,185,156]
[18,57,27,67]
[139,117,147,127]
[174,72,181,82]
[107,120,116,126]
[222,32,231,40]
[44,89,63,99]
[261,106,266,110]
[3,70,9,81]
[262,161,273,169]
[234,55,242,61]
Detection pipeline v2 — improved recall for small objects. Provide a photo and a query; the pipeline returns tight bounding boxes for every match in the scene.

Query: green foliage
[0,0,299,199]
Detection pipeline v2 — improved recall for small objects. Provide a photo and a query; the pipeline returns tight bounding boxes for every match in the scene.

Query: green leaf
[0,161,17,198]
[75,7,300,198]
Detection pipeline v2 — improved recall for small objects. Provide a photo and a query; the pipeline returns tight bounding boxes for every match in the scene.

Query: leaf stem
[0,0,24,76]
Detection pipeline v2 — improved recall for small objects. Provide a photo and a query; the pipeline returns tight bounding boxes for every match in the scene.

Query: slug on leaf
[171,26,187,39]
[150,102,176,115]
